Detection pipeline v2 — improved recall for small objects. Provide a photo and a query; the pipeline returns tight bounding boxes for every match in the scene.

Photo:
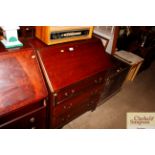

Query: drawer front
[52,97,98,128]
[0,102,47,129]
[53,71,106,104]
[52,85,103,117]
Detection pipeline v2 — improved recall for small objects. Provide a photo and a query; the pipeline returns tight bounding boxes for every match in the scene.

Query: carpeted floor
[63,61,155,129]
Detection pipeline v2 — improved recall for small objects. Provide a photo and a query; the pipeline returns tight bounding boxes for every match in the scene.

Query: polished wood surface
[37,37,112,91]
[52,90,100,128]
[33,37,113,128]
[52,71,106,104]
[0,48,47,117]
[28,37,47,49]
[0,102,46,129]
[52,85,102,117]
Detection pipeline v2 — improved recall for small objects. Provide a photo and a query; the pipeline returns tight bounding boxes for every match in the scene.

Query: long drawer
[0,101,47,129]
[51,96,99,128]
[52,71,106,105]
[52,84,103,117]
[51,85,102,128]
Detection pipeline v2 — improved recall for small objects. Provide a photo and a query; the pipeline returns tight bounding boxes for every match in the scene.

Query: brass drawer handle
[71,89,75,94]
[63,103,72,109]
[30,117,35,123]
[117,69,120,73]
[64,92,68,96]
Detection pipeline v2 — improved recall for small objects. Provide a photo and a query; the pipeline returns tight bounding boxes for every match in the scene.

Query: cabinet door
[0,105,46,129]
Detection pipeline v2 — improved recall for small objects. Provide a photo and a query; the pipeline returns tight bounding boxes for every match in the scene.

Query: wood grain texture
[0,48,48,117]
[32,37,113,128]
[0,103,46,129]
[37,37,112,91]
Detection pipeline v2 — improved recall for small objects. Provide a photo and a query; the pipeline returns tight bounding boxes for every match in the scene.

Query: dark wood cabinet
[98,56,130,105]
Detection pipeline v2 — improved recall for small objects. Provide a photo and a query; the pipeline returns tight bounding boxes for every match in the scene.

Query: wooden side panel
[35,26,42,39]
[35,26,50,44]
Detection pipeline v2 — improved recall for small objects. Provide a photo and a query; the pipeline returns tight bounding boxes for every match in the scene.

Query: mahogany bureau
[30,37,113,128]
[0,42,48,129]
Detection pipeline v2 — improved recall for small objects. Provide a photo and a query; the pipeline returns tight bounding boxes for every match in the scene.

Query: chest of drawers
[35,37,112,128]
